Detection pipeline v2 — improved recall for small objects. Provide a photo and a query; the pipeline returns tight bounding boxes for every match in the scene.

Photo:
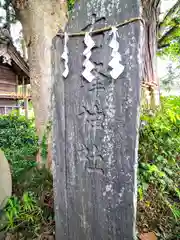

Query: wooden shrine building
[0,27,30,116]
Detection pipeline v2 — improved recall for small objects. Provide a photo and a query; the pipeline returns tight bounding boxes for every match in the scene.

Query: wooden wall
[0,64,16,95]
[0,63,30,117]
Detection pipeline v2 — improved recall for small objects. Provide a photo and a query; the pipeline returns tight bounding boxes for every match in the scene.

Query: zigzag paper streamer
[108,27,124,80]
[61,32,69,78]
[82,32,95,82]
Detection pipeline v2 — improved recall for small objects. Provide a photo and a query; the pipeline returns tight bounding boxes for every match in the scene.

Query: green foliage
[0,112,38,181]
[0,112,54,238]
[1,167,54,238]
[158,1,180,61]
[67,0,76,11]
[0,112,37,151]
[139,96,180,202]
[4,193,42,234]
[138,96,180,237]
[40,121,52,163]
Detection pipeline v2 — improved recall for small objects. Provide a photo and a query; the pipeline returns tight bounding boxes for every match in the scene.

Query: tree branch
[158,43,170,50]
[154,0,161,8]
[158,25,179,47]
[159,0,180,29]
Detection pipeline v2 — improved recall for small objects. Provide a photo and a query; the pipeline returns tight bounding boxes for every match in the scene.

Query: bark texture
[141,0,160,107]
[12,0,68,166]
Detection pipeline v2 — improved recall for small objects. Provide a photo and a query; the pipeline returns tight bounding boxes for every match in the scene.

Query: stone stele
[0,149,12,209]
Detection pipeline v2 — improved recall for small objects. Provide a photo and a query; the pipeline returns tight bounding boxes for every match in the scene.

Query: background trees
[158,0,180,60]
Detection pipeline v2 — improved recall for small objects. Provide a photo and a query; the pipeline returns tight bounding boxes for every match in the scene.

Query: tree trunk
[141,0,160,108]
[13,0,68,167]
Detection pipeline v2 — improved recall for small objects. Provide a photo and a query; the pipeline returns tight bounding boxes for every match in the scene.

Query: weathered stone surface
[52,0,143,239]
[0,149,12,209]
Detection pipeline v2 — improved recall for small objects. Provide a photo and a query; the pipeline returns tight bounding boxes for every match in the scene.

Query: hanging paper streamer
[61,32,69,78]
[82,32,95,82]
[108,27,124,80]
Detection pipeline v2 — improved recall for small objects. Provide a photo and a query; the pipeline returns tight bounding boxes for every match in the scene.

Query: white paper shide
[109,27,124,79]
[61,32,69,78]
[82,32,95,82]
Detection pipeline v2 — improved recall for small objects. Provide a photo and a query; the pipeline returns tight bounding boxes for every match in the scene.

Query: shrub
[67,0,76,10]
[0,167,54,239]
[0,112,38,181]
[137,96,180,238]
[0,112,54,238]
